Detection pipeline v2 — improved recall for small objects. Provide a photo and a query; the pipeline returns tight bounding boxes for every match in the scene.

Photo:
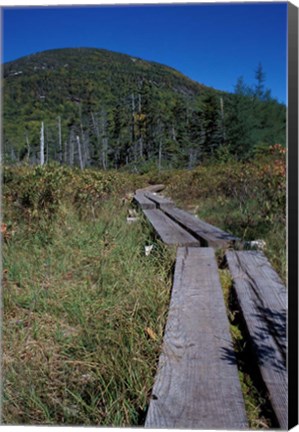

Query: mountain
[3,48,286,169]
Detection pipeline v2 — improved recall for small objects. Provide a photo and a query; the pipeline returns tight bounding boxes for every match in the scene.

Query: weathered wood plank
[145,247,248,429]
[136,184,165,193]
[143,209,199,246]
[145,191,175,208]
[226,250,287,429]
[162,206,239,248]
[133,192,156,209]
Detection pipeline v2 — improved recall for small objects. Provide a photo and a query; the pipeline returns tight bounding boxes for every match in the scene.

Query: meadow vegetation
[2,169,174,425]
[2,144,286,425]
[166,144,286,281]
[2,44,286,428]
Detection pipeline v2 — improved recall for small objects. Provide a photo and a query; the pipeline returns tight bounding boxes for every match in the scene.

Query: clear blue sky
[2,3,287,103]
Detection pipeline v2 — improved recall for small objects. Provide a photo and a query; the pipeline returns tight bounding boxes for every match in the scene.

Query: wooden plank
[143,209,199,246]
[133,192,156,209]
[136,184,165,193]
[145,191,175,208]
[145,247,248,429]
[162,205,239,248]
[225,250,287,429]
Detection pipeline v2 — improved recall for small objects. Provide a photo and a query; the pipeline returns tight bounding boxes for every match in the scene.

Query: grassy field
[2,147,286,426]
[3,196,175,425]
[165,147,286,281]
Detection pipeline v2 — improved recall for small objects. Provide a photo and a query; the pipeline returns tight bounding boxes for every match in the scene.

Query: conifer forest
[3,48,286,170]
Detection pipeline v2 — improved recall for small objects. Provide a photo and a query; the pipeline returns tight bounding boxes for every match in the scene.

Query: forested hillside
[3,48,286,170]
[2,48,287,428]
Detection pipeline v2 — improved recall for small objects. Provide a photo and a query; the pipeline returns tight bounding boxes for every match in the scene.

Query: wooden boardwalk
[133,192,156,209]
[144,191,175,208]
[226,250,287,429]
[145,247,248,429]
[162,205,238,248]
[136,184,165,194]
[133,188,287,429]
[135,190,238,248]
[143,209,199,246]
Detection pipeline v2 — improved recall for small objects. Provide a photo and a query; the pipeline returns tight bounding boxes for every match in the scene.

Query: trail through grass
[2,152,286,426]
[166,152,286,281]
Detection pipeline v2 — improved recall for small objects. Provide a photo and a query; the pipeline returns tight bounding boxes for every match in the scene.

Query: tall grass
[2,150,286,425]
[166,148,286,281]
[3,197,174,425]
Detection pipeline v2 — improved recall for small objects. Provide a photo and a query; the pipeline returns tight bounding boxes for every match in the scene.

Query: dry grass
[2,157,286,426]
[2,198,174,425]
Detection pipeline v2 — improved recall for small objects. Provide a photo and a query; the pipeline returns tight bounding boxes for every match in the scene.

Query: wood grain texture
[133,192,156,209]
[145,191,175,208]
[143,209,199,246]
[145,247,248,429]
[226,250,287,429]
[162,206,239,248]
[136,184,165,193]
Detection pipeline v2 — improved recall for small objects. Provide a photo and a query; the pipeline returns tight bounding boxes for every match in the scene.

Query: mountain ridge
[3,47,286,169]
[4,47,207,87]
[3,47,217,104]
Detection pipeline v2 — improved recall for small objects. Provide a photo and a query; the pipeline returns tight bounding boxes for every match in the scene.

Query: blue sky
[2,3,287,103]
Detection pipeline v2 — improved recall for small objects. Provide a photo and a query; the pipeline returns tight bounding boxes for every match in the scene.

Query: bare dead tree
[138,93,143,158]
[40,121,45,166]
[25,132,30,163]
[76,135,84,170]
[100,109,109,170]
[58,116,62,163]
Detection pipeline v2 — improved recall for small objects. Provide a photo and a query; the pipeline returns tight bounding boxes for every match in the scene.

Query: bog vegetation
[2,142,286,425]
[2,48,286,427]
[2,165,175,425]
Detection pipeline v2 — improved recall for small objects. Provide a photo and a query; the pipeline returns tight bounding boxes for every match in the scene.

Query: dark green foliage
[3,48,286,168]
[226,69,286,160]
[226,90,257,158]
[201,92,224,156]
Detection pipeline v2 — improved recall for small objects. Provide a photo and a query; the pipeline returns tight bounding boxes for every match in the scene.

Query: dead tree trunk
[64,141,68,164]
[76,135,84,170]
[100,109,109,170]
[58,116,62,163]
[138,94,143,158]
[40,121,45,166]
[25,133,30,163]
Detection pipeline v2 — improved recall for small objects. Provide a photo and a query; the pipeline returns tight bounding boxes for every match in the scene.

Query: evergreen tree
[254,63,266,101]
[3,49,286,169]
[202,93,223,157]
[171,97,190,166]
[188,106,205,167]
[226,78,256,159]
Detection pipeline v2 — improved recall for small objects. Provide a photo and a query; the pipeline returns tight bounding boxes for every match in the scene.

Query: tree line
[3,53,286,171]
